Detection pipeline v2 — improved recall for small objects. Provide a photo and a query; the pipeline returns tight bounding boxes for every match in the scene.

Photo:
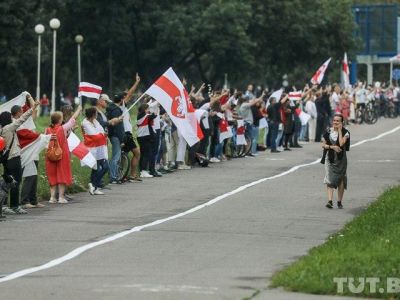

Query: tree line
[1,0,360,99]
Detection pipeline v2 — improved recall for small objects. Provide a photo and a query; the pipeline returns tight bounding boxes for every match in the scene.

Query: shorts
[122,132,137,152]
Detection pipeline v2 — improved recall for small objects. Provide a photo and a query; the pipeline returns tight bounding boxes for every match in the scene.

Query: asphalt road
[0,118,399,300]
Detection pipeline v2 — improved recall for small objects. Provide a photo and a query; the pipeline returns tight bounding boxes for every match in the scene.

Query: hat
[99,94,112,103]
[113,92,127,102]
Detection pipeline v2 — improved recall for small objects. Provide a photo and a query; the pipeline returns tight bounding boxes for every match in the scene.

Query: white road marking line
[1,125,399,283]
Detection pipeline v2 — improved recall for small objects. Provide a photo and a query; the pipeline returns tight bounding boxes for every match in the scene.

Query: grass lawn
[271,186,400,299]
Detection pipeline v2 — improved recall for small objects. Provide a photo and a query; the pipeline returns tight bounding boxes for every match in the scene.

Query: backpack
[46,130,63,162]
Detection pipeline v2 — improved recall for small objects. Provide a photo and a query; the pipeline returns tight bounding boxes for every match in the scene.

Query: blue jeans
[91,159,109,188]
[270,122,279,151]
[251,125,259,154]
[109,136,121,181]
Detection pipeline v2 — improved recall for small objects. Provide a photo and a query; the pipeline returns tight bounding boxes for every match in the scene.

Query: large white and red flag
[342,52,350,88]
[144,68,201,146]
[20,134,51,177]
[0,92,36,130]
[310,58,331,85]
[68,132,97,169]
[236,119,247,146]
[78,82,102,99]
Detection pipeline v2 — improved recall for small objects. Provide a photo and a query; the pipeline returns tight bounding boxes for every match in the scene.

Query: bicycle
[117,146,130,182]
[363,100,378,125]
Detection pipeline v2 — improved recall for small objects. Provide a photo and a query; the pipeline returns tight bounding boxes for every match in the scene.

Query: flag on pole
[78,82,102,99]
[236,119,247,145]
[342,53,350,88]
[310,58,331,85]
[144,67,201,146]
[68,132,97,169]
[184,89,204,140]
[267,89,284,107]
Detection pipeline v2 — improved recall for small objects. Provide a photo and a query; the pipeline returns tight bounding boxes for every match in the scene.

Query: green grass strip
[271,186,400,299]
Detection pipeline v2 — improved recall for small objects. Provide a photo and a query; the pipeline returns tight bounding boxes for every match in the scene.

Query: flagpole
[123,92,147,115]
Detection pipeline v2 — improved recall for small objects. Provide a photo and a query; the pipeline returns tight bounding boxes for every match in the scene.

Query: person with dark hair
[321,113,350,209]
[137,103,157,177]
[0,94,39,215]
[11,104,44,209]
[120,74,142,181]
[82,107,109,195]
[45,105,82,203]
[106,93,126,183]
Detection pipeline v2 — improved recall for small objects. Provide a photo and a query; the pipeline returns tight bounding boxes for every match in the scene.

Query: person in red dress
[45,105,82,203]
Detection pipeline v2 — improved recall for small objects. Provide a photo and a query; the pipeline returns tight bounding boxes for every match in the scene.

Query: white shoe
[58,198,69,204]
[93,188,105,195]
[49,197,57,204]
[178,164,191,170]
[277,146,284,152]
[88,183,95,195]
[209,157,221,163]
[140,170,153,178]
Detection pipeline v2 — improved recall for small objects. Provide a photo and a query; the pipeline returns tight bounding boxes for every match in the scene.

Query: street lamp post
[49,18,60,113]
[75,35,84,83]
[75,34,84,106]
[34,24,45,101]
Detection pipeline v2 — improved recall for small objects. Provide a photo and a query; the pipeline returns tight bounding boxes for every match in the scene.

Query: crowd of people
[1,75,399,216]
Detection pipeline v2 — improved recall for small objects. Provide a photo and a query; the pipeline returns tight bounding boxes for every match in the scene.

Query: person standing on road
[321,114,350,209]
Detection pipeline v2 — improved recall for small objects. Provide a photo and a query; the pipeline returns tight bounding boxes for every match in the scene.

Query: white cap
[99,94,112,103]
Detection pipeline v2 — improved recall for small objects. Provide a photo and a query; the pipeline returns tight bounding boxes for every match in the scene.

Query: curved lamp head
[75,34,84,44]
[49,18,61,30]
[34,24,45,35]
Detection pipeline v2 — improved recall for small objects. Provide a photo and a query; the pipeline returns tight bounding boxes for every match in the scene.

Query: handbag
[46,130,63,162]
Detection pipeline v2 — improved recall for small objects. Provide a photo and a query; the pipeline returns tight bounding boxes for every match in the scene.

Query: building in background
[352,3,399,84]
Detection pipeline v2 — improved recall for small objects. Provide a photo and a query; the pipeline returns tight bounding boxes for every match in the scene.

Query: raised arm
[123,73,141,104]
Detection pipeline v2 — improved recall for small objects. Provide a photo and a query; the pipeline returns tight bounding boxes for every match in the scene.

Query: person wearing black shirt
[267,94,288,153]
[106,93,125,183]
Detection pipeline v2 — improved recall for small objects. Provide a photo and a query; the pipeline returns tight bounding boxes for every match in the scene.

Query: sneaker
[110,180,122,184]
[326,201,333,209]
[58,198,69,204]
[49,197,57,204]
[140,170,154,178]
[337,201,343,209]
[209,157,220,163]
[22,203,36,209]
[88,183,95,195]
[284,147,292,151]
[277,146,284,152]
[2,206,16,215]
[93,188,105,195]
[13,206,28,214]
[150,171,162,177]
[178,164,191,170]
[35,203,45,208]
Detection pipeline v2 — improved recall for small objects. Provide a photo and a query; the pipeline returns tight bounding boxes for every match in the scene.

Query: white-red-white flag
[81,119,108,160]
[78,82,102,99]
[144,68,201,146]
[218,114,233,143]
[20,134,51,177]
[310,58,331,85]
[288,91,302,102]
[0,92,36,130]
[236,119,247,146]
[68,132,97,169]
[342,53,350,88]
